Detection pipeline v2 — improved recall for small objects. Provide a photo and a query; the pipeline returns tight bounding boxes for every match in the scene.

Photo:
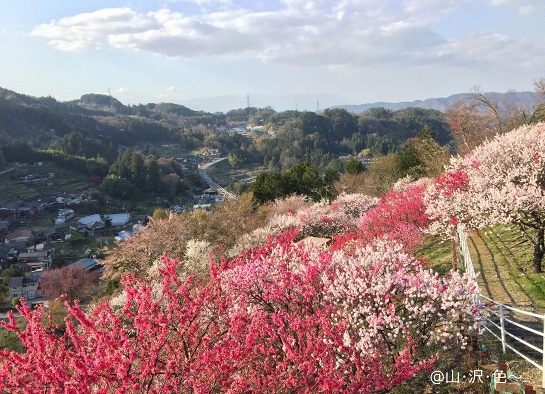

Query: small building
[55,208,75,224]
[47,226,69,242]
[20,200,47,216]
[17,250,51,264]
[5,230,34,247]
[68,258,100,272]
[153,197,169,206]
[104,213,131,227]
[85,221,110,237]
[0,244,17,270]
[12,261,47,273]
[8,276,41,302]
[0,219,9,237]
[78,214,102,226]
[0,202,20,220]
[204,188,219,197]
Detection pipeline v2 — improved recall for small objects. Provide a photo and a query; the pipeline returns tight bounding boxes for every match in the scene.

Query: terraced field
[468,227,545,311]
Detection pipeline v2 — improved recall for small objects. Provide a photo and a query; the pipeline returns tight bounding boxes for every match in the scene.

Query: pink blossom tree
[0,232,479,393]
[426,122,545,272]
[356,178,430,252]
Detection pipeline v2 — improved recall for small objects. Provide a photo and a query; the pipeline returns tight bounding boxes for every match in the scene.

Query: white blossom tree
[426,122,545,273]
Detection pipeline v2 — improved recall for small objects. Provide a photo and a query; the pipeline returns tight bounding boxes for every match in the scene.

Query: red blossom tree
[355,179,430,252]
[40,266,102,302]
[0,232,478,393]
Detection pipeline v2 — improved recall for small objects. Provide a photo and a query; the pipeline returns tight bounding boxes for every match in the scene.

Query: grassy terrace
[417,226,545,311]
[468,226,545,311]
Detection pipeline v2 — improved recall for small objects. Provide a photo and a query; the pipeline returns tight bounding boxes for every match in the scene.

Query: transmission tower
[316,100,319,113]
[108,87,111,97]
[296,102,298,112]
[247,93,250,108]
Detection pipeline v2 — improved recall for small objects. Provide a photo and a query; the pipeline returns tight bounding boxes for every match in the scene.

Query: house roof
[13,261,46,269]
[32,243,55,252]
[8,277,23,288]
[1,202,20,211]
[86,221,105,230]
[22,200,47,208]
[68,258,98,271]
[18,251,49,259]
[78,214,102,225]
[6,230,33,240]
[8,276,40,287]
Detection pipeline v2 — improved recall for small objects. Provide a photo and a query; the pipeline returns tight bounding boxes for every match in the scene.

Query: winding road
[198,158,237,201]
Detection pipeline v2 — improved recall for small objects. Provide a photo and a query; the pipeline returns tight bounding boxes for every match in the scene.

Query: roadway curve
[198,158,237,201]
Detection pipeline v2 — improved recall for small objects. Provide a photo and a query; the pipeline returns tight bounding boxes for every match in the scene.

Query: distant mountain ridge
[330,91,538,113]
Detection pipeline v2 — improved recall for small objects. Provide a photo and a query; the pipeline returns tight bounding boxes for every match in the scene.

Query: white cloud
[30,1,544,70]
[158,86,183,99]
[422,32,545,69]
[115,88,130,94]
[518,4,545,14]
[487,0,520,5]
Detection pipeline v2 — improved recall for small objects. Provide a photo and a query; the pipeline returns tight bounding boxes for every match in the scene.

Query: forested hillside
[0,86,452,176]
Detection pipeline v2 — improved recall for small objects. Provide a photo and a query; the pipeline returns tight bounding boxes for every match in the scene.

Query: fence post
[542,318,545,388]
[499,304,506,354]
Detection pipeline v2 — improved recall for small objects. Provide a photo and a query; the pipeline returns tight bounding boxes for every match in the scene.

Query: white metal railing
[457,226,545,388]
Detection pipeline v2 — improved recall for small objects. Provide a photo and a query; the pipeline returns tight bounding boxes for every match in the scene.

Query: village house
[46,226,69,242]
[17,250,52,266]
[0,244,17,270]
[0,202,20,220]
[0,219,9,239]
[68,258,100,271]
[5,230,34,247]
[7,276,42,303]
[13,261,47,273]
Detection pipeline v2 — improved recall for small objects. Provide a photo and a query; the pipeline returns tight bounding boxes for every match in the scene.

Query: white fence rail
[457,226,545,387]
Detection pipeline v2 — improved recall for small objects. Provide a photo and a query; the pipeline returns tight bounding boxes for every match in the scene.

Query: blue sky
[0,0,543,112]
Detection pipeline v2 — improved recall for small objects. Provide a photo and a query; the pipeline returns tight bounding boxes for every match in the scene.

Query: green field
[205,160,266,187]
[0,164,92,206]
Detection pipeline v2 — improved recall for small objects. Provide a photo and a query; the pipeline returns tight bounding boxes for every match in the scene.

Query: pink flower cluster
[355,179,430,252]
[0,231,479,393]
[267,193,380,239]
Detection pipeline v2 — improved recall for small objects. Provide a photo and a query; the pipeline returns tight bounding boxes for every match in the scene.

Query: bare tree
[447,79,545,155]
[445,100,490,155]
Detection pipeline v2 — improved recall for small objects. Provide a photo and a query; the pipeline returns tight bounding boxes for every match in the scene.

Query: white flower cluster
[326,239,480,356]
[425,122,545,238]
[231,194,379,253]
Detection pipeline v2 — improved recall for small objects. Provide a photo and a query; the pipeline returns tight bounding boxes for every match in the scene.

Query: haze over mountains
[330,91,538,113]
[139,91,538,114]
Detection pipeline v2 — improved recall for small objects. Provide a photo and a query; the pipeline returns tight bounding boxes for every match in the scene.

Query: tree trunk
[533,228,545,273]
[451,238,459,270]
